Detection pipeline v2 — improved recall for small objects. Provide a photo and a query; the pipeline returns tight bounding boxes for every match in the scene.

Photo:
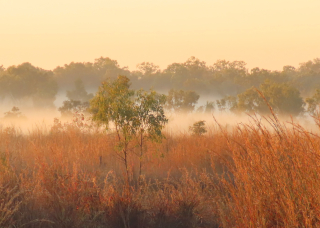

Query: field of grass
[1,113,320,227]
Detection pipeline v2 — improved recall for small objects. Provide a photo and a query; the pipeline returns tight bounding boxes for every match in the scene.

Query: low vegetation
[189,120,207,136]
[2,76,320,227]
[0,108,320,227]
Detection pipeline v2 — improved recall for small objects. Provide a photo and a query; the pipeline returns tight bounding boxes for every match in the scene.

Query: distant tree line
[1,57,320,116]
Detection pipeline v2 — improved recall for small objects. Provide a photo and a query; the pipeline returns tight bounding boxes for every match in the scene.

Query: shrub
[189,120,207,136]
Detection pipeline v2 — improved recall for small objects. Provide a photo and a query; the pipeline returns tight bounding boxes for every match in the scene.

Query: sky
[1,0,320,71]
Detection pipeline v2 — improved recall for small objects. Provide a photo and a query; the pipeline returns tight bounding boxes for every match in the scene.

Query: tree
[66,78,93,103]
[293,58,320,96]
[90,75,167,183]
[53,57,130,91]
[245,67,273,88]
[204,101,215,113]
[196,101,215,113]
[3,106,26,120]
[165,62,189,88]
[305,89,320,115]
[211,59,247,95]
[236,80,305,116]
[136,62,160,76]
[237,88,268,113]
[216,96,237,112]
[58,100,90,118]
[134,89,167,178]
[189,120,207,136]
[53,62,99,90]
[166,89,200,113]
[93,57,129,81]
[132,62,161,89]
[0,63,57,107]
[90,76,134,183]
[163,57,211,92]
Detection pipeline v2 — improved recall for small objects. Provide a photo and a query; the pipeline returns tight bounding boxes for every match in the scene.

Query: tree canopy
[306,89,320,115]
[90,75,168,182]
[1,56,320,115]
[66,78,93,103]
[235,80,305,116]
[0,62,57,107]
[166,89,200,113]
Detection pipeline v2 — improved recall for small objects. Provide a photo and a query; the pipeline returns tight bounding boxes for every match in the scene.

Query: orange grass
[1,115,320,227]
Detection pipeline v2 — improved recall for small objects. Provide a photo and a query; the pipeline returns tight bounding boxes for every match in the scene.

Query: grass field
[1,113,320,227]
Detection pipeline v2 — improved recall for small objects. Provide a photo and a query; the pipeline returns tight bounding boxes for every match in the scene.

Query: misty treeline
[1,56,320,116]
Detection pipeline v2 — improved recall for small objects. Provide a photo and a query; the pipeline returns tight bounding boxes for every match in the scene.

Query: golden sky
[1,0,320,71]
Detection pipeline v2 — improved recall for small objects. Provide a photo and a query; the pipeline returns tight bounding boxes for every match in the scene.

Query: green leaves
[66,79,94,103]
[90,75,167,139]
[189,120,207,136]
[305,89,320,115]
[0,62,58,107]
[90,75,134,130]
[135,89,168,142]
[90,76,168,181]
[227,80,305,116]
[166,89,200,113]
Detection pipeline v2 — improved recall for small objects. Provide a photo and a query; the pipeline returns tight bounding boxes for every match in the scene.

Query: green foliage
[132,62,161,90]
[237,88,268,113]
[166,89,200,113]
[134,89,168,177]
[236,80,305,116]
[165,57,209,90]
[3,56,320,114]
[136,62,160,76]
[216,96,237,112]
[92,81,131,176]
[53,57,130,91]
[90,75,168,181]
[58,100,90,118]
[211,60,247,94]
[66,79,93,103]
[53,62,99,90]
[90,75,135,130]
[305,89,320,115]
[93,57,128,79]
[212,60,247,81]
[293,58,320,95]
[135,89,167,142]
[189,120,207,136]
[0,63,57,107]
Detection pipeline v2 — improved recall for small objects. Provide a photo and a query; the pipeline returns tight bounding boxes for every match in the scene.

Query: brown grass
[1,114,320,227]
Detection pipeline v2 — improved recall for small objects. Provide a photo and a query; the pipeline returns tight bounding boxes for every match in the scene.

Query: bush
[189,120,207,136]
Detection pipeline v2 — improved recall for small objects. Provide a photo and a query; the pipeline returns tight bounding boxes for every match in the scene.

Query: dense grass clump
[1,114,320,227]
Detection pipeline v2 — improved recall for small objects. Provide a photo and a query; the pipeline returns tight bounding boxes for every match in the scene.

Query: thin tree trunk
[124,141,129,186]
[139,132,143,178]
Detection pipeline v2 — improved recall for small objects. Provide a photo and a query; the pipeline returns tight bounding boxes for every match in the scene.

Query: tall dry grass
[1,113,320,227]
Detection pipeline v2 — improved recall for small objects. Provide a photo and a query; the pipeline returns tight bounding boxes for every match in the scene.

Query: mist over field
[1,56,320,135]
[2,0,320,226]
[0,107,318,138]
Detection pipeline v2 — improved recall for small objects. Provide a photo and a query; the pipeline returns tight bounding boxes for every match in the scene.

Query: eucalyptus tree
[166,89,200,113]
[90,75,167,183]
[306,89,320,115]
[66,78,93,102]
[0,63,57,107]
[134,89,167,178]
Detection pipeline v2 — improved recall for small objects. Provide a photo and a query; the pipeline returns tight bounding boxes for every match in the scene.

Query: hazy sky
[1,0,320,71]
